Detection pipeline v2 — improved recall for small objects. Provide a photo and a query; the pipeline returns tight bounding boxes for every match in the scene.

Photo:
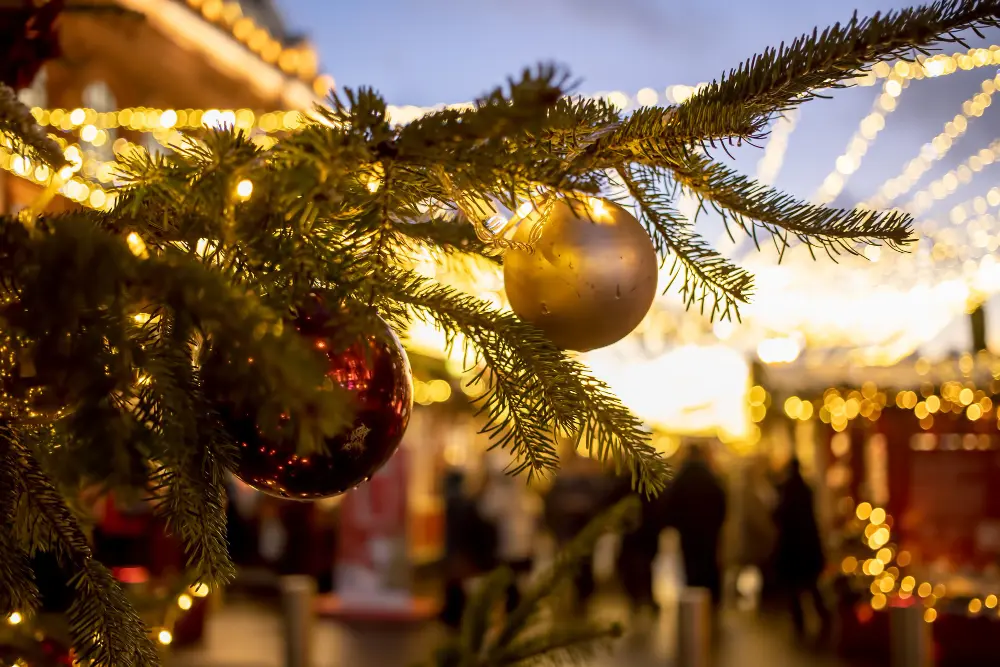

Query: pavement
[167,593,859,667]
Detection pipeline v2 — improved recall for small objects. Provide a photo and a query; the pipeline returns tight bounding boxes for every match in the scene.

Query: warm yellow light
[126,232,148,258]
[177,594,193,611]
[879,576,895,593]
[160,110,178,128]
[968,404,983,420]
[986,594,997,609]
[89,190,107,209]
[933,583,946,598]
[960,387,975,405]
[897,551,912,567]
[926,395,941,413]
[868,559,885,576]
[588,197,608,219]
[924,608,937,623]
[428,379,452,403]
[69,108,86,126]
[876,548,892,564]
[80,124,98,143]
[856,502,873,521]
[917,582,932,598]
[901,576,915,592]
[784,396,802,418]
[158,630,173,645]
[841,556,858,574]
[191,583,210,598]
[7,612,22,625]
[757,337,801,364]
[871,527,890,547]
[871,593,887,610]
[969,598,983,614]
[236,179,253,199]
[870,507,886,525]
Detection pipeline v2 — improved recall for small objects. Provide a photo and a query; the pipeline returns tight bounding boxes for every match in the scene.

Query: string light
[236,179,253,199]
[814,74,907,205]
[866,74,1000,209]
[157,629,173,645]
[905,138,1000,216]
[7,612,22,625]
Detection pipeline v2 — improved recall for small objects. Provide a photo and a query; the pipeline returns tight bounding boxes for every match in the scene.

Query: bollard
[280,575,316,667]
[677,587,712,667]
[891,604,932,667]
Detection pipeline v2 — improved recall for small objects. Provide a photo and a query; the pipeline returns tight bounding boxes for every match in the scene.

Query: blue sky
[277,0,1000,354]
[277,0,997,217]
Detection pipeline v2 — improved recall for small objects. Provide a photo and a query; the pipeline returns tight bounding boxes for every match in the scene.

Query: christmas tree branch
[490,622,623,667]
[421,498,639,667]
[675,0,1000,144]
[2,426,158,667]
[459,567,514,663]
[669,152,914,258]
[136,312,236,587]
[390,273,667,492]
[489,497,640,653]
[0,84,65,169]
[618,165,753,320]
[0,426,39,619]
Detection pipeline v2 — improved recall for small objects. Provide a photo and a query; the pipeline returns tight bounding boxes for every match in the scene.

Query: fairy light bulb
[236,179,253,199]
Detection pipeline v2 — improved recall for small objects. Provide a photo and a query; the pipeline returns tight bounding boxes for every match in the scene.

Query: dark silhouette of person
[439,469,498,629]
[543,451,615,608]
[773,458,831,640]
[660,443,727,606]
[614,473,670,612]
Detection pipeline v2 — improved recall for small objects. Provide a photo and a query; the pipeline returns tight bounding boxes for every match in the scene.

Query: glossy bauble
[208,301,413,500]
[503,197,658,352]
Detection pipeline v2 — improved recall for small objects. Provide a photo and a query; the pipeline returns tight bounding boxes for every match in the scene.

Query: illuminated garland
[865,74,1000,210]
[3,581,211,656]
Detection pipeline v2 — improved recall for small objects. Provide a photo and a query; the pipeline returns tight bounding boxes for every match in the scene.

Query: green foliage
[674,0,1000,145]
[0,84,65,169]
[421,498,639,667]
[0,2,998,664]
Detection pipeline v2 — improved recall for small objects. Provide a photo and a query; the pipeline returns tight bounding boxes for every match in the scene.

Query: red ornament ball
[210,304,413,500]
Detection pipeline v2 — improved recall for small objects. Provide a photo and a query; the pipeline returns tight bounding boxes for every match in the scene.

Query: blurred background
[6,0,1000,665]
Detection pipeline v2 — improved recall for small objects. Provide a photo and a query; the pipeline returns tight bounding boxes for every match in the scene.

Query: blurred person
[661,442,727,607]
[543,448,615,608]
[440,467,498,629]
[732,456,777,608]
[614,471,671,613]
[479,451,542,612]
[773,458,831,641]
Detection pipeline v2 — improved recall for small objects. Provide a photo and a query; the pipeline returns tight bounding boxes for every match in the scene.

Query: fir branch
[669,152,914,257]
[389,273,667,493]
[490,498,640,653]
[137,313,236,587]
[0,84,65,169]
[490,622,622,667]
[3,426,157,666]
[397,217,498,260]
[675,0,1000,143]
[0,425,38,619]
[618,165,753,320]
[459,568,514,664]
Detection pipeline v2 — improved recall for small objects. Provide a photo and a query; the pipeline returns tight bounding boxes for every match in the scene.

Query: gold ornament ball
[503,197,658,352]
